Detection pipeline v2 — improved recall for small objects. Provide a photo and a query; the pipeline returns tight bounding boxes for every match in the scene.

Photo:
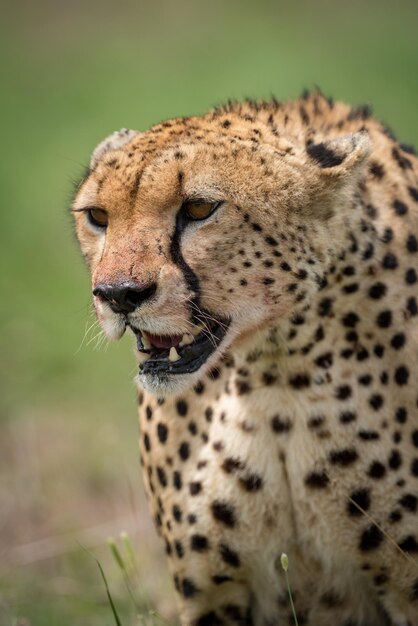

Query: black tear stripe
[170,210,202,323]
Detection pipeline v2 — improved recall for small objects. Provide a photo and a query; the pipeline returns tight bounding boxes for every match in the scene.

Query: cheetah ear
[90,128,140,168]
[307,131,371,175]
[305,131,371,218]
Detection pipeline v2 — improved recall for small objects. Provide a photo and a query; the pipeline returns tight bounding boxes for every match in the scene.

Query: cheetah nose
[93,281,157,314]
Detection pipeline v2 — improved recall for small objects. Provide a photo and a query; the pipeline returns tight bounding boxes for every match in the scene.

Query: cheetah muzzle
[132,313,230,376]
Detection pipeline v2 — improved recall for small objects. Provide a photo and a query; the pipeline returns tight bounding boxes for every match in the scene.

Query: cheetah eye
[182,200,222,221]
[87,207,108,228]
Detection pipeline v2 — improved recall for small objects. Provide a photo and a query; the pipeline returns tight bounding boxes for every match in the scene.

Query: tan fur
[73,92,418,625]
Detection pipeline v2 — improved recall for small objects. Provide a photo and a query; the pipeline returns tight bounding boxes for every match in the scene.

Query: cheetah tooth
[169,346,181,362]
[179,333,194,347]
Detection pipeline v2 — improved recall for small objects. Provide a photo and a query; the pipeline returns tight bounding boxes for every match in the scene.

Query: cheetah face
[72,123,369,395]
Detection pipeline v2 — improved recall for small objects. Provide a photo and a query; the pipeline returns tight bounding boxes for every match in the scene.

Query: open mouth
[133,317,230,376]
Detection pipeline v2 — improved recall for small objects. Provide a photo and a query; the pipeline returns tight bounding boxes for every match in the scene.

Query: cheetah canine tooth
[179,333,194,347]
[169,346,181,362]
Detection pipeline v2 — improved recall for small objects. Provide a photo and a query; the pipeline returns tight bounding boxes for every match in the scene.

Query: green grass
[1,0,417,623]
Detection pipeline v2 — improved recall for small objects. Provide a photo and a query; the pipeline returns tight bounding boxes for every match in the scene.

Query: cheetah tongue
[143,332,183,350]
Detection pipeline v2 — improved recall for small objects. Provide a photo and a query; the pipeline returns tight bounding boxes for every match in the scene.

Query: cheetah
[72,91,418,626]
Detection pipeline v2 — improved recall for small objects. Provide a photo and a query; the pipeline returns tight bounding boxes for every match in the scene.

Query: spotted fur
[73,91,418,625]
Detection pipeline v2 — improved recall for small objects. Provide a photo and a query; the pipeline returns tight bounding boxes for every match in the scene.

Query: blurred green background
[1,0,417,624]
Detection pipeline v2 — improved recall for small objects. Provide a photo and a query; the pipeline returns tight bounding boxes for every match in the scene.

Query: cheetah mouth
[132,317,230,376]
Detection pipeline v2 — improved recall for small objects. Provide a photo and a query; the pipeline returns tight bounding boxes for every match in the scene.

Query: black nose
[93,281,157,314]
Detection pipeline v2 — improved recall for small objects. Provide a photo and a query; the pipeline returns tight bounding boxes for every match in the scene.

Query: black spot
[329,448,358,466]
[358,430,380,441]
[179,441,190,461]
[222,605,246,622]
[395,407,408,423]
[271,415,292,433]
[405,268,417,284]
[196,612,223,626]
[376,310,392,328]
[393,199,408,216]
[219,543,241,567]
[305,471,329,488]
[412,430,418,447]
[382,253,398,270]
[335,385,352,400]
[348,489,371,516]
[212,575,233,585]
[369,394,384,411]
[320,591,343,608]
[407,296,418,316]
[374,574,389,586]
[314,352,334,371]
[262,371,277,385]
[392,146,412,170]
[368,282,387,299]
[190,534,210,552]
[368,461,386,479]
[373,344,385,358]
[412,459,418,476]
[388,450,401,470]
[222,457,245,474]
[381,227,394,244]
[236,380,252,395]
[205,407,213,422]
[391,333,405,350]
[358,374,372,386]
[340,411,356,424]
[280,261,292,272]
[399,494,418,513]
[157,422,168,444]
[190,481,202,495]
[145,406,153,420]
[369,161,385,179]
[174,540,184,558]
[265,235,278,246]
[288,374,310,389]
[308,415,325,429]
[342,283,359,294]
[211,501,237,527]
[173,471,182,490]
[407,234,418,253]
[176,400,188,416]
[239,473,263,492]
[182,577,199,598]
[394,366,409,386]
[307,142,345,168]
[143,433,151,451]
[389,510,402,523]
[156,466,167,487]
[318,297,333,316]
[359,525,384,551]
[409,186,418,201]
[398,536,418,552]
[342,312,359,328]
[172,504,182,522]
[194,380,205,395]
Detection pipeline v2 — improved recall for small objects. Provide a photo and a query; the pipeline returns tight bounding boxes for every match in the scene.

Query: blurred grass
[0,0,417,624]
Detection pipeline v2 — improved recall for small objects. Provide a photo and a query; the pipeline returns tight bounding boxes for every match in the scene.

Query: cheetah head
[72,116,370,395]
